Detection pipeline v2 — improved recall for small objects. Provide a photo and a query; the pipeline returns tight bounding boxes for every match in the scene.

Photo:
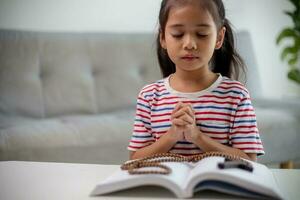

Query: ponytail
[211,19,246,80]
[156,31,176,78]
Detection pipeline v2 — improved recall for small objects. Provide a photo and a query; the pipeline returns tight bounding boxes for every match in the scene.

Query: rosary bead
[121,152,249,175]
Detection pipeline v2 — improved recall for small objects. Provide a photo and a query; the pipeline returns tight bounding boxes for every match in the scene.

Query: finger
[187,103,194,113]
[171,106,193,120]
[172,118,189,126]
[171,102,184,119]
[172,101,183,113]
[179,113,194,124]
[184,105,194,118]
[171,109,187,119]
[175,106,194,119]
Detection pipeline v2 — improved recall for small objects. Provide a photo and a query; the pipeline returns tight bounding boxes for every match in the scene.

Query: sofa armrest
[252,98,300,116]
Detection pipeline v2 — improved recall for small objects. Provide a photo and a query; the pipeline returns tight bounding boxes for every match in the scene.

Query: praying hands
[170,102,202,143]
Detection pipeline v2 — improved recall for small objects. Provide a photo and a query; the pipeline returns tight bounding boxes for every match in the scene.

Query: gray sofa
[0,29,299,165]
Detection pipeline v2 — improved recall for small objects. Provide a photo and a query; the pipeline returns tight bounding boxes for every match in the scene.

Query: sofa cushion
[39,38,98,117]
[0,30,160,117]
[0,35,44,118]
[1,105,299,164]
[256,107,300,163]
[0,109,135,164]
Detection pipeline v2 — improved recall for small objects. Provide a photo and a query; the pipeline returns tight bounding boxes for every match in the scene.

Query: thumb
[173,101,183,113]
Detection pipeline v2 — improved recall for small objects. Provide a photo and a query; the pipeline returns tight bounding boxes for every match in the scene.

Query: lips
[181,55,199,61]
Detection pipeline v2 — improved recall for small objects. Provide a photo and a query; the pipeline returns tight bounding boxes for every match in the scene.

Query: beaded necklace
[121,151,250,175]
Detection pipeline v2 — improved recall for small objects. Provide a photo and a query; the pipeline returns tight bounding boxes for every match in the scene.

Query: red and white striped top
[128,74,265,156]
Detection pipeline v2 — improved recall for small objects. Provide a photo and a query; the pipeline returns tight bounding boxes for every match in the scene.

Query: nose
[183,35,197,50]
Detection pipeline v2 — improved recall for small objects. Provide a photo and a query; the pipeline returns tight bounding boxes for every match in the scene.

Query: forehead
[166,4,215,29]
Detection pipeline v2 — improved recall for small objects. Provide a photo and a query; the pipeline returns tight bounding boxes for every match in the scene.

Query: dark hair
[156,0,246,80]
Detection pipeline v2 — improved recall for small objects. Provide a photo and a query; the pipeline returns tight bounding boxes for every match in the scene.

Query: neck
[169,67,218,93]
[174,67,216,83]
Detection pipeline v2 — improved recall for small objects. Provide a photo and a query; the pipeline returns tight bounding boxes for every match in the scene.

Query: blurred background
[0,0,299,168]
[0,0,298,98]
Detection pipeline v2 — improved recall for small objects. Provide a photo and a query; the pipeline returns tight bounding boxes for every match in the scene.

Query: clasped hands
[169,101,202,143]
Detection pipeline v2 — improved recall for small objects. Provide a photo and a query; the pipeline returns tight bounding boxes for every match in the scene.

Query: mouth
[181,55,199,61]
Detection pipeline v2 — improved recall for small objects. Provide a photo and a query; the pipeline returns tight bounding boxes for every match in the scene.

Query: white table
[0,161,299,200]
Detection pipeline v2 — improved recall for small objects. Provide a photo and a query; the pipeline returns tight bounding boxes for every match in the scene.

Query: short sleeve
[127,91,154,151]
[229,93,265,156]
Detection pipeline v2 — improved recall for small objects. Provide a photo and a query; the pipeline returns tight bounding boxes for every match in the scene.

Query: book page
[102,162,191,186]
[184,156,283,199]
[91,162,193,198]
[183,156,224,189]
[187,156,225,179]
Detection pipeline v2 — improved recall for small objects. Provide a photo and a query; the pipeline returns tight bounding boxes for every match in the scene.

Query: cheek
[200,38,217,54]
[166,48,178,62]
[165,38,179,55]
[165,36,178,47]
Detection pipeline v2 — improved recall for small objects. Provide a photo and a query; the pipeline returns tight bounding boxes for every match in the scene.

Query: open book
[90,156,283,199]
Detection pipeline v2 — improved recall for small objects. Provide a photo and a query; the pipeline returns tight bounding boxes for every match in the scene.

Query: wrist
[165,126,181,143]
[191,127,204,143]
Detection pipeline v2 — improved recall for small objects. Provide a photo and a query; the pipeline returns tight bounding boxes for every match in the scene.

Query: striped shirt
[128,74,265,156]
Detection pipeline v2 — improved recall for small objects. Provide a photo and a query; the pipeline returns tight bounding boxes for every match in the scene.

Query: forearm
[130,130,178,160]
[194,133,252,161]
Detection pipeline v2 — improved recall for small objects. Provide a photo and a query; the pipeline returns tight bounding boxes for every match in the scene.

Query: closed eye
[171,33,208,39]
[171,34,184,38]
[196,33,208,38]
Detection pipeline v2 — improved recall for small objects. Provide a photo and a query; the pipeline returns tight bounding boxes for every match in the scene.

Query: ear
[215,26,226,49]
[159,30,167,49]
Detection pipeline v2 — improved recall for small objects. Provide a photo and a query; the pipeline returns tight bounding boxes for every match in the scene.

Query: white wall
[0,0,161,32]
[0,0,298,98]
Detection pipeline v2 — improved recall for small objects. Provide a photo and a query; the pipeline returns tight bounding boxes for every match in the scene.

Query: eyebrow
[169,24,211,28]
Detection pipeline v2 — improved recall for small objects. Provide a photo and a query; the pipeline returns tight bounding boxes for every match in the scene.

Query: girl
[128,0,264,162]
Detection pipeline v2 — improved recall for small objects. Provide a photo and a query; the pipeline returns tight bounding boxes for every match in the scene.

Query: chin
[176,59,207,70]
[177,64,205,72]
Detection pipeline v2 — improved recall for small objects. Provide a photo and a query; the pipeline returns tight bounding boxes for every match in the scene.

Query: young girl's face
[160,3,225,73]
